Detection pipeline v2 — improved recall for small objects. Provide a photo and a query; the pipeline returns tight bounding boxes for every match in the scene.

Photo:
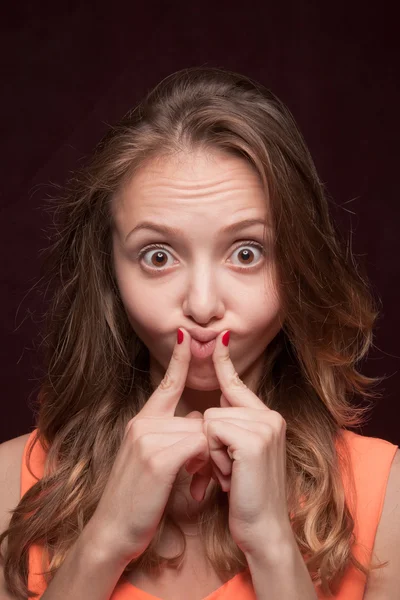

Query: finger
[206,420,245,469]
[211,461,231,492]
[140,327,192,417]
[186,447,232,475]
[206,446,232,476]
[204,407,270,421]
[184,411,206,473]
[127,415,205,441]
[220,393,230,408]
[206,420,265,470]
[185,445,232,477]
[185,455,209,474]
[190,472,212,502]
[191,460,231,499]
[155,432,209,479]
[189,461,213,501]
[212,330,267,409]
[185,410,204,419]
[204,417,270,447]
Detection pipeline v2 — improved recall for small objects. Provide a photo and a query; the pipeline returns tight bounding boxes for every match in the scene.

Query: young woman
[0,66,398,600]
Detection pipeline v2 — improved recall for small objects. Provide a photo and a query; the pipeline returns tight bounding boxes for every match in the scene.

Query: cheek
[114,269,168,343]
[239,284,282,332]
[238,296,282,361]
[120,289,167,341]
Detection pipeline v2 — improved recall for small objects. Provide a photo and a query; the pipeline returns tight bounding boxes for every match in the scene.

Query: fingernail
[177,328,184,344]
[222,330,230,347]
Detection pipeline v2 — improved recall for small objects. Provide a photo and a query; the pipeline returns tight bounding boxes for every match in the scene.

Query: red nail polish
[177,328,184,344]
[222,331,230,346]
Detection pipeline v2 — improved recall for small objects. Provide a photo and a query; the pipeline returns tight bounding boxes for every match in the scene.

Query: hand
[202,330,292,557]
[184,412,232,502]
[87,328,218,566]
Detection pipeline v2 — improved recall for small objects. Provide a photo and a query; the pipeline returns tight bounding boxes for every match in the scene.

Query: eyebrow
[125,218,269,242]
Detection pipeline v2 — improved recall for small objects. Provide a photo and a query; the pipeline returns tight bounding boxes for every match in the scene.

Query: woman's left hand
[203,330,292,558]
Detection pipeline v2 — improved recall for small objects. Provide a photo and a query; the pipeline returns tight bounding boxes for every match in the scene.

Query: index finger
[212,330,267,409]
[139,327,192,417]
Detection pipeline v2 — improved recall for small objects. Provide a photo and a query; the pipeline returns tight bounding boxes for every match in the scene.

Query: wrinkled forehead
[112,148,270,230]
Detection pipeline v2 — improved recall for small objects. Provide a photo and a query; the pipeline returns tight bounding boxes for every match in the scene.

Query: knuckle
[270,411,287,430]
[136,432,153,460]
[136,435,167,477]
[231,371,247,388]
[126,417,141,440]
[159,371,175,391]
[261,423,274,438]
[124,418,137,440]
[220,353,231,364]
[157,349,187,392]
[172,346,186,365]
[146,452,164,476]
[248,438,265,458]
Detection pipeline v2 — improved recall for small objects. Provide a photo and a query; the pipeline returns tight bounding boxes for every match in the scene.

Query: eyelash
[136,240,265,273]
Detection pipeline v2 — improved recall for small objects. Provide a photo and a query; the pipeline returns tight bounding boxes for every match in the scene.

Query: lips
[186,326,218,343]
[190,337,217,359]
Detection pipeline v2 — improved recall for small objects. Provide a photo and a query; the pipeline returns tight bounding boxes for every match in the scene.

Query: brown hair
[0,66,387,598]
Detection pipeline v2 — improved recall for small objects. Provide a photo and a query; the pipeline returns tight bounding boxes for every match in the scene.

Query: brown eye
[230,242,264,269]
[150,250,169,267]
[237,248,255,264]
[138,244,174,269]
[137,240,265,272]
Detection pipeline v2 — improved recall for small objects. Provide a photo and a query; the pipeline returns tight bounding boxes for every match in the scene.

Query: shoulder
[0,432,32,475]
[0,432,31,454]
[364,447,400,598]
[0,432,32,530]
[0,433,31,599]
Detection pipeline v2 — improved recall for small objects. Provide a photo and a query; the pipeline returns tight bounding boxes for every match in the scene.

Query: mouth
[190,337,217,359]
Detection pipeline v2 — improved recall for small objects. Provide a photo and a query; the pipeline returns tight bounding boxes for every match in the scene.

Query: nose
[182,264,224,324]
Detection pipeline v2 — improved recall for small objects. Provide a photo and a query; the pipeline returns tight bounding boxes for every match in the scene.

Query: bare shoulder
[364,447,400,599]
[0,432,31,516]
[0,432,31,599]
[0,432,31,534]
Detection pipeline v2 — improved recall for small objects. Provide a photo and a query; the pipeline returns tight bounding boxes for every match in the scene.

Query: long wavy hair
[0,66,388,598]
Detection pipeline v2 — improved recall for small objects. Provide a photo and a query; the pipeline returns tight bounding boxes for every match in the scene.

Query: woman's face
[111,148,283,408]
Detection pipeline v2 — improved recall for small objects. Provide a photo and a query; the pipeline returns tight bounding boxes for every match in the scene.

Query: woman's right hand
[87,328,224,566]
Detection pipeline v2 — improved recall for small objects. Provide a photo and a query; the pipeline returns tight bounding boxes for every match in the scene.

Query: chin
[185,369,221,391]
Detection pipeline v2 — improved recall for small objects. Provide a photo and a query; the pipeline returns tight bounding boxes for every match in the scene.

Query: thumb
[185,410,204,419]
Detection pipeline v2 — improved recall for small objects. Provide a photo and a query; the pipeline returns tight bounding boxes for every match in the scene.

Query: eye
[229,241,265,269]
[137,240,265,272]
[137,244,176,269]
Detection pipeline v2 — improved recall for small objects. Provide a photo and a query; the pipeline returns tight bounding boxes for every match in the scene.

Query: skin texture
[111,148,283,416]
[110,148,284,532]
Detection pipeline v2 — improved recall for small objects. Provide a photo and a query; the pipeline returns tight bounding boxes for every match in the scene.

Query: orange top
[20,428,398,600]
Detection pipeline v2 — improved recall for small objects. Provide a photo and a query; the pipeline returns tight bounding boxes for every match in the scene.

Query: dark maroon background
[1,2,399,444]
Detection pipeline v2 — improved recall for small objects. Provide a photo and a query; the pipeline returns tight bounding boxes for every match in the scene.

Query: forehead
[127,148,263,189]
[113,148,270,226]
